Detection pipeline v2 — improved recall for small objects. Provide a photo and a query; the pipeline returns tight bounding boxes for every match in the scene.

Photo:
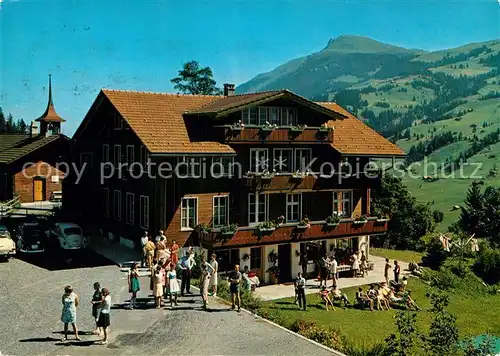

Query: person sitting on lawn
[402,290,421,311]
[330,284,350,307]
[374,285,390,310]
[400,277,408,291]
[355,287,374,311]
[320,286,335,311]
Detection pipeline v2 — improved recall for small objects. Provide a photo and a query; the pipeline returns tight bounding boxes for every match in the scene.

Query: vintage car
[46,222,86,250]
[0,225,16,260]
[16,220,48,253]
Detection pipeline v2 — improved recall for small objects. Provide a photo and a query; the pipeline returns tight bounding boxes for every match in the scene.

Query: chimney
[223,83,235,96]
[29,121,39,138]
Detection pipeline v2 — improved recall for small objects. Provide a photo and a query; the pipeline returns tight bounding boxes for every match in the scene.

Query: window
[125,193,135,224]
[258,107,268,125]
[273,148,293,173]
[140,145,149,167]
[295,148,312,172]
[281,108,298,126]
[286,193,301,222]
[342,191,353,217]
[79,152,93,169]
[333,191,340,214]
[268,107,280,125]
[102,144,109,163]
[211,157,234,177]
[249,148,268,173]
[178,157,202,177]
[181,197,198,230]
[213,195,229,227]
[113,144,121,167]
[113,190,121,221]
[217,249,240,271]
[248,193,268,225]
[126,145,134,166]
[113,112,122,129]
[242,107,258,125]
[140,195,149,229]
[103,188,110,217]
[250,247,262,269]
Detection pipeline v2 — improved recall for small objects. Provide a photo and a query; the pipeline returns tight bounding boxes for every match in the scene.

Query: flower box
[325,223,339,227]
[258,227,276,233]
[230,126,244,132]
[290,127,304,133]
[295,224,309,231]
[260,127,275,132]
[221,230,236,236]
[376,218,389,223]
[353,219,367,225]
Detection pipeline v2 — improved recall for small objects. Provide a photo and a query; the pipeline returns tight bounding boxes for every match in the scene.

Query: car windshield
[64,227,82,236]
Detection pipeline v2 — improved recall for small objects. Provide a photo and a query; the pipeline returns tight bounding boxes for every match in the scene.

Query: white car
[47,223,86,250]
[0,225,16,260]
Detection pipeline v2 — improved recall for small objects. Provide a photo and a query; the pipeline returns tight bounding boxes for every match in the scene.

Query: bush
[473,247,500,285]
[432,210,444,223]
[422,235,448,269]
[290,320,347,351]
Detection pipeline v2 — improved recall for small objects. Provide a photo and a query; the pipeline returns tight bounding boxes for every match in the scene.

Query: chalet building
[0,76,70,203]
[64,84,404,282]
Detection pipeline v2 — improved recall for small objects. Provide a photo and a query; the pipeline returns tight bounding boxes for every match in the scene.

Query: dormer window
[242,107,258,125]
[241,106,297,126]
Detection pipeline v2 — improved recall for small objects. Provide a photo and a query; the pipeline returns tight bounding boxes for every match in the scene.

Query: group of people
[315,249,370,288]
[59,283,111,344]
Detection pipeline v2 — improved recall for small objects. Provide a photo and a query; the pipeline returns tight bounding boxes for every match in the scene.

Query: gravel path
[1,253,339,356]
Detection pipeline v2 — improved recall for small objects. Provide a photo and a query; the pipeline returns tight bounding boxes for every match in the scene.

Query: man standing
[394,260,401,284]
[178,251,195,296]
[295,272,306,311]
[209,253,219,297]
[140,231,149,268]
[384,258,391,285]
[300,252,308,277]
[330,256,338,287]
[155,230,166,243]
[229,264,241,312]
[319,255,329,288]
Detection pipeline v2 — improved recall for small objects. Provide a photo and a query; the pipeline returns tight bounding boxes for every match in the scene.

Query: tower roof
[35,74,66,123]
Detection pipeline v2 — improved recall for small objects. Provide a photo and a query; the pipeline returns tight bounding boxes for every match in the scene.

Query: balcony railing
[218,125,334,143]
[197,217,388,248]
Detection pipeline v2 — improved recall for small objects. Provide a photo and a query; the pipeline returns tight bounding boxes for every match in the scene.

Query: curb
[192,285,346,356]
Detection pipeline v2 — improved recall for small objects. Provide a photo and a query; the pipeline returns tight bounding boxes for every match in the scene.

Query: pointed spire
[36,74,66,123]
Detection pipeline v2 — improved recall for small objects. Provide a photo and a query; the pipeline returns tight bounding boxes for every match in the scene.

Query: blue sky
[1,0,499,136]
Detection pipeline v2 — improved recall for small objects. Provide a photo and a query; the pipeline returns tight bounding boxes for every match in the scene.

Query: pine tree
[16,119,27,133]
[0,107,6,133]
[6,114,15,133]
[458,181,487,237]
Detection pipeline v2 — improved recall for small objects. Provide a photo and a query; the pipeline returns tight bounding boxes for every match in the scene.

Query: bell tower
[35,74,66,136]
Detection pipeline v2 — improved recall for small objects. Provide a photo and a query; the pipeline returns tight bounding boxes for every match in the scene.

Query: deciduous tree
[171,61,221,95]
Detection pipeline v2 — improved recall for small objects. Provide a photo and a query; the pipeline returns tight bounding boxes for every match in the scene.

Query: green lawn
[261,278,500,349]
[370,248,424,263]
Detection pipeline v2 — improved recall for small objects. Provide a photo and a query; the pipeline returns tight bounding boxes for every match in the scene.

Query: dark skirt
[97,313,110,328]
[92,304,100,319]
[230,283,240,294]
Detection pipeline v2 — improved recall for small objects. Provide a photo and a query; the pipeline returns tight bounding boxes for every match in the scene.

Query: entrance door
[33,177,46,202]
[278,244,292,282]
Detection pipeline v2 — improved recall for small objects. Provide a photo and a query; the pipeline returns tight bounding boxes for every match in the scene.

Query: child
[167,263,180,307]
[320,286,335,311]
[91,282,103,335]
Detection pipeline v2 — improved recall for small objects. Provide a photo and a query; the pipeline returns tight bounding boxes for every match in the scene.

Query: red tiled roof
[317,102,406,157]
[102,90,235,154]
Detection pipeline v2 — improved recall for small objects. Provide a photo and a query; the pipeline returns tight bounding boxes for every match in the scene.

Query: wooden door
[33,178,45,202]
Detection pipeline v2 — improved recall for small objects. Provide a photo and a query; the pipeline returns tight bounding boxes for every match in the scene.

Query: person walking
[166,263,180,307]
[144,237,156,270]
[152,264,164,308]
[128,263,141,309]
[61,285,80,341]
[97,288,111,345]
[140,231,149,268]
[384,258,391,285]
[91,282,103,336]
[295,272,307,311]
[200,258,215,310]
[229,264,242,312]
[209,253,219,296]
[179,251,195,296]
[394,260,401,284]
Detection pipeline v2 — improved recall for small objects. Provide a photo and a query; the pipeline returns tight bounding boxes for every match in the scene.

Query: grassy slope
[370,248,424,263]
[261,278,500,349]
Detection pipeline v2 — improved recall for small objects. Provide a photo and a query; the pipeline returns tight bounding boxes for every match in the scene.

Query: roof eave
[149,151,237,157]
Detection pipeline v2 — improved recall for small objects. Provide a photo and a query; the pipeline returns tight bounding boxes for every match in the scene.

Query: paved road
[0,251,337,356]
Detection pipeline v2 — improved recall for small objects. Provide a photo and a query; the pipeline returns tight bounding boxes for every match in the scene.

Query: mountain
[238,35,500,231]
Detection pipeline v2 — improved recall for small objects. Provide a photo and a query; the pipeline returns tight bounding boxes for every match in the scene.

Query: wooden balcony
[197,218,388,248]
[243,172,378,191]
[219,126,334,144]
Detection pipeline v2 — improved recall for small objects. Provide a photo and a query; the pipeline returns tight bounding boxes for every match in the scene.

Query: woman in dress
[61,285,80,341]
[97,288,111,344]
[91,282,102,335]
[166,263,180,307]
[155,241,167,262]
[200,258,215,310]
[152,264,164,308]
[170,239,179,265]
[128,263,140,309]
[351,252,360,278]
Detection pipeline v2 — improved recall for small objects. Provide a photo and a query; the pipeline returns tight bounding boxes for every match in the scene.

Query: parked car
[16,220,49,253]
[46,222,86,250]
[0,225,16,260]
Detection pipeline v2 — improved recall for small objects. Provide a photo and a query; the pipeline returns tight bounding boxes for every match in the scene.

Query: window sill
[181,228,194,232]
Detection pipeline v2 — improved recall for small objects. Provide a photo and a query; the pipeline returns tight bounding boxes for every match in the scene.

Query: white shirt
[100,295,111,314]
[210,259,218,273]
[140,236,148,247]
[332,259,338,273]
[155,235,166,242]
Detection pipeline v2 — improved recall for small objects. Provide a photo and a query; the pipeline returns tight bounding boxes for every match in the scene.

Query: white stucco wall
[290,242,301,278]
[357,236,370,257]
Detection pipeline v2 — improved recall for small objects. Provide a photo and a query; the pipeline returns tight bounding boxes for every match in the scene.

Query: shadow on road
[19,337,61,343]
[16,248,115,271]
